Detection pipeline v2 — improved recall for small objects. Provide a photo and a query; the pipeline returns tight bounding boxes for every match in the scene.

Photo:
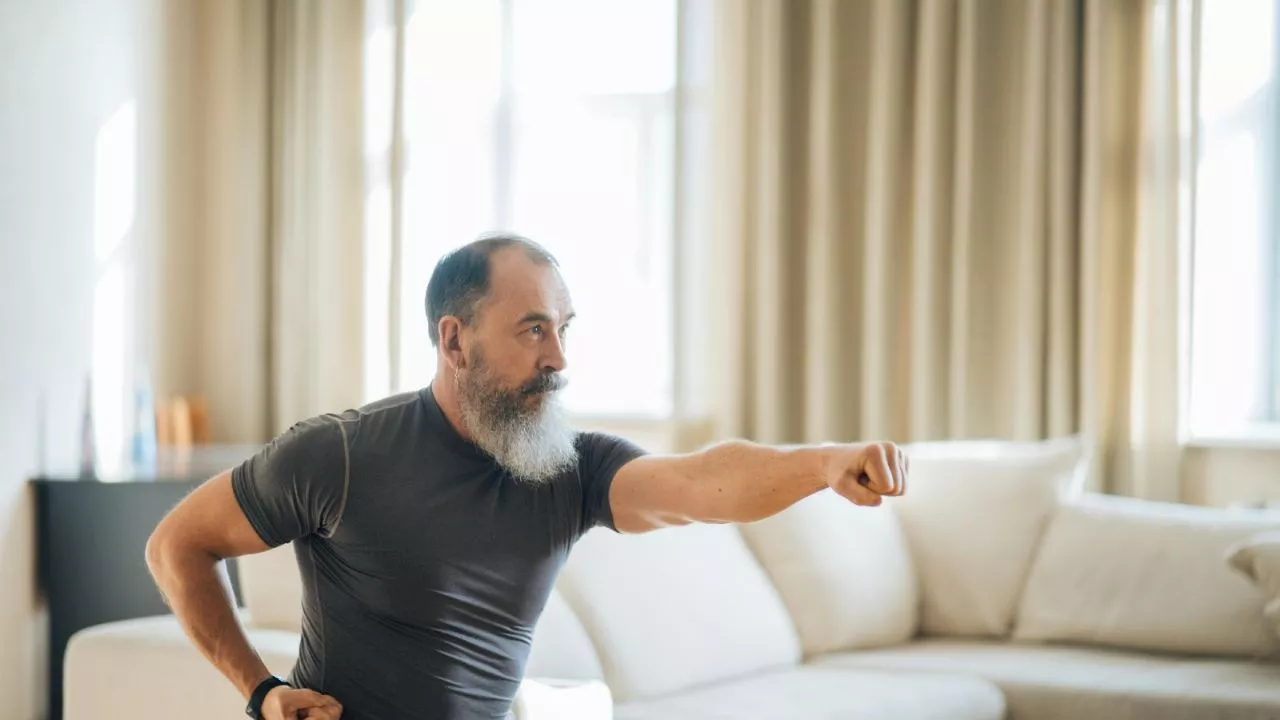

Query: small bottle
[131,364,157,477]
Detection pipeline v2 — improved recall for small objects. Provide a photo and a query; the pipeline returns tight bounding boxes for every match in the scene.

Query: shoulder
[575,431,648,459]
[574,431,648,483]
[568,432,645,533]
[325,389,423,450]
[270,413,347,458]
[350,388,424,417]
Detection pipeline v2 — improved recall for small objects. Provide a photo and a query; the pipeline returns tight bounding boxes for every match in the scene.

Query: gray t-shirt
[231,386,645,719]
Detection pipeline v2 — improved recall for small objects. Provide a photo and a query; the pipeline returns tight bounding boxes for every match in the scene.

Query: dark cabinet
[33,478,244,720]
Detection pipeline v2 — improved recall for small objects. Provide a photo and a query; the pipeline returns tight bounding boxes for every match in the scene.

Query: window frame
[1267,0,1280,421]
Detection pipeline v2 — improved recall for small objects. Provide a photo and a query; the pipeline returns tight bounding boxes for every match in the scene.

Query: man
[145,235,907,720]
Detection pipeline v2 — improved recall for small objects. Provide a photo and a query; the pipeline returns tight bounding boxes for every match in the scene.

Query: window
[364,0,709,420]
[1189,0,1280,436]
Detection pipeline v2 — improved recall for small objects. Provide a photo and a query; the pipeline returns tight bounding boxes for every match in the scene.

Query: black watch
[245,675,290,719]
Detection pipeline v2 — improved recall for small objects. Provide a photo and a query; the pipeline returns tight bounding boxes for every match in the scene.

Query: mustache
[520,372,567,395]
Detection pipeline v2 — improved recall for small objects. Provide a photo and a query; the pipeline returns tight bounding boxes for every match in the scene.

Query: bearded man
[145,234,908,720]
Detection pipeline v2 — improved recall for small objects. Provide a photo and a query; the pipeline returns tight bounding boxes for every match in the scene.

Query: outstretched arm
[608,440,907,533]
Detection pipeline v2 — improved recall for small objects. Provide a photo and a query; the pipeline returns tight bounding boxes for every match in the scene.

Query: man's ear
[439,317,467,370]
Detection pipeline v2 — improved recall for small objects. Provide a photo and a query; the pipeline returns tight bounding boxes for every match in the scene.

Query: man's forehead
[486,248,573,318]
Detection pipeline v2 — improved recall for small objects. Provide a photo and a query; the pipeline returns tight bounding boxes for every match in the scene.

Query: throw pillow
[1227,531,1280,641]
[1015,494,1280,658]
[892,436,1087,637]
[738,490,919,656]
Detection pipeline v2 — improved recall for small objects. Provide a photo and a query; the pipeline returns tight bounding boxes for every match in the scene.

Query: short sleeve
[231,415,350,547]
[576,431,647,533]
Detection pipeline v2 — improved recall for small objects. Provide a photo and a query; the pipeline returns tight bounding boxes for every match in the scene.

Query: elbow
[145,526,189,610]
[144,530,171,609]
[144,526,170,580]
[145,519,189,583]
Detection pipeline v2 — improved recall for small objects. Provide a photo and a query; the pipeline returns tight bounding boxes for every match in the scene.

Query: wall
[1182,445,1280,508]
[0,0,160,716]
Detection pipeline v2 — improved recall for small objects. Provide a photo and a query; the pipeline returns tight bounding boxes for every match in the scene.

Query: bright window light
[1189,0,1280,434]
[385,0,679,418]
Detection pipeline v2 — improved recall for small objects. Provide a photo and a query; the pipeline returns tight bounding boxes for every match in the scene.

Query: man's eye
[529,325,543,336]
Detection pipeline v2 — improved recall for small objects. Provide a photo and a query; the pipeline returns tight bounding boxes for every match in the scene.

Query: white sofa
[65,438,1280,719]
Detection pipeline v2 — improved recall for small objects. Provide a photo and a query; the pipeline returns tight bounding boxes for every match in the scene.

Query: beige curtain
[1124,0,1199,499]
[154,0,366,442]
[712,0,1194,498]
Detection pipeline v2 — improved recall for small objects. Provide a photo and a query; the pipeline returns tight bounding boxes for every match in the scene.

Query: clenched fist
[263,686,344,720]
[822,442,908,507]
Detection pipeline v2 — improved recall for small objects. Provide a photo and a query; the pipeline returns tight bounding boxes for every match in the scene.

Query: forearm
[688,440,829,524]
[146,545,272,699]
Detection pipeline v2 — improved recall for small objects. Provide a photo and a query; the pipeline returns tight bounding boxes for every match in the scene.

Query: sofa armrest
[512,677,613,720]
[63,614,298,720]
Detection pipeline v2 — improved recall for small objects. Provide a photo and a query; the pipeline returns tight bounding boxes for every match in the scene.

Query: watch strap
[245,675,290,719]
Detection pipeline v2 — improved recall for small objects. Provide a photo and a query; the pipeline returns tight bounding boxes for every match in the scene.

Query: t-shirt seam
[325,416,353,537]
[305,540,329,691]
[577,431,645,534]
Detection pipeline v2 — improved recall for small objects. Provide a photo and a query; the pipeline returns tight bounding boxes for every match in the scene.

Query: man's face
[454,247,577,482]
[465,246,574,398]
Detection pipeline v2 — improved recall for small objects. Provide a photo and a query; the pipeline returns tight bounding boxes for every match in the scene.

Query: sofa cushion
[815,638,1280,720]
[613,665,1004,720]
[557,524,801,702]
[525,588,604,680]
[1228,532,1280,640]
[894,436,1086,637]
[237,542,304,632]
[510,679,614,720]
[738,490,918,655]
[1014,493,1280,659]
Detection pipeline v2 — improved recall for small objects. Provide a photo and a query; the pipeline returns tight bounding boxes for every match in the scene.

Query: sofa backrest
[237,543,304,633]
[555,523,801,703]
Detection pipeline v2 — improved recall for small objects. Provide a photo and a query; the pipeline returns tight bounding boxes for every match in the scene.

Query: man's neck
[430,374,474,442]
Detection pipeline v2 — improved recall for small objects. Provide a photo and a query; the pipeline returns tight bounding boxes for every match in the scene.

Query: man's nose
[541,333,567,373]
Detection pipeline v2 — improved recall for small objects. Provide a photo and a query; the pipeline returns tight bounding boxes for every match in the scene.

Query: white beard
[458,357,578,484]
